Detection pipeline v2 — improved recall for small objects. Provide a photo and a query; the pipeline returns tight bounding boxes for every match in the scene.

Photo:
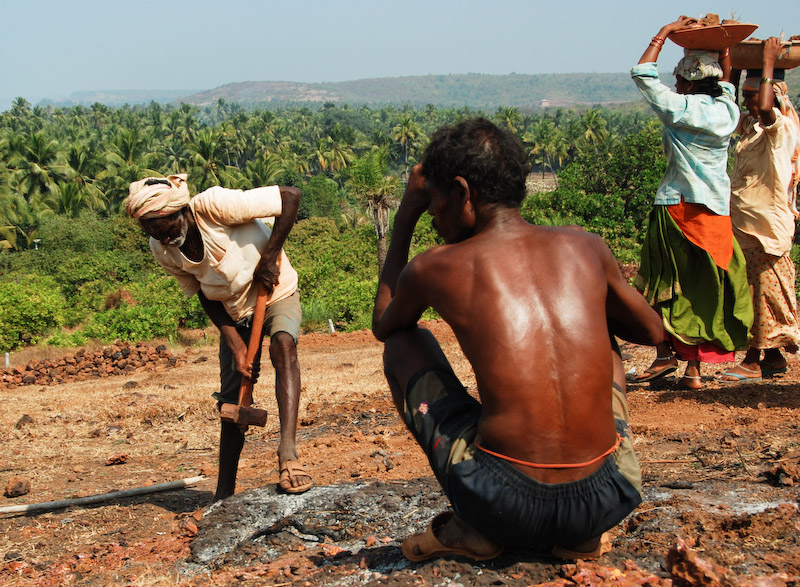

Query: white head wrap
[673,50,723,81]
[124,174,191,220]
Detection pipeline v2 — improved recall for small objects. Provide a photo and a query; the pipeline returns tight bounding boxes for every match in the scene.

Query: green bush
[80,302,184,342]
[50,272,207,344]
[287,218,379,331]
[0,274,67,351]
[528,123,663,261]
[299,175,343,221]
[521,190,582,227]
[300,298,334,333]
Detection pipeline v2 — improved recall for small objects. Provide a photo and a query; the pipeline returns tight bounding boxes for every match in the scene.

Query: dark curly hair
[420,118,530,208]
[679,75,724,98]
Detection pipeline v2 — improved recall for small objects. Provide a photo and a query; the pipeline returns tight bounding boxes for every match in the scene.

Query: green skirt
[634,207,753,351]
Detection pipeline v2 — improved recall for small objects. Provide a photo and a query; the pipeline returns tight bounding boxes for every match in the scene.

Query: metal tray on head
[669,23,758,50]
[730,39,800,70]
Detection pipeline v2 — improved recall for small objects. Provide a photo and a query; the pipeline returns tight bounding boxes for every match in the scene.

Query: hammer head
[220,403,268,427]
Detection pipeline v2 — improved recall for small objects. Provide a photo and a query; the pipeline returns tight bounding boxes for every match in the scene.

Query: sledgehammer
[220,283,269,431]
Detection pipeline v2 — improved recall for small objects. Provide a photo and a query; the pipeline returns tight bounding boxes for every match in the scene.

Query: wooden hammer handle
[237,282,270,408]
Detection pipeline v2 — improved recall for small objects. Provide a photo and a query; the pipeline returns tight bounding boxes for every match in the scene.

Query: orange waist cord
[474,433,622,469]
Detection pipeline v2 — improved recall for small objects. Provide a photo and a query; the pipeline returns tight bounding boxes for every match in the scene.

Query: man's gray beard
[167,216,188,247]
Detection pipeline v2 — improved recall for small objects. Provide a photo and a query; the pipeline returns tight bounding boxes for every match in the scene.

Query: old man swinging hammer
[124,175,312,499]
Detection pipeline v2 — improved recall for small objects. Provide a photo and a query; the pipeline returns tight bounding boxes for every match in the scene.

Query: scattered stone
[179,518,199,535]
[15,414,34,429]
[320,543,345,557]
[662,481,694,490]
[104,454,128,466]
[665,536,796,585]
[123,381,139,389]
[4,476,31,498]
[759,462,799,486]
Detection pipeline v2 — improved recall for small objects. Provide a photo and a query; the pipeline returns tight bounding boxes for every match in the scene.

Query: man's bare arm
[198,291,252,378]
[373,165,430,341]
[254,186,301,294]
[598,240,663,345]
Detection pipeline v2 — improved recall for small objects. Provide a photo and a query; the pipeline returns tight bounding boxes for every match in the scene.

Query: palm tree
[188,128,235,191]
[0,191,42,250]
[274,145,310,176]
[161,138,191,173]
[347,149,401,273]
[495,106,523,137]
[327,136,355,176]
[524,119,555,178]
[41,182,90,217]
[7,98,32,132]
[7,131,61,205]
[58,143,106,211]
[392,116,423,180]
[243,153,284,188]
[579,109,610,149]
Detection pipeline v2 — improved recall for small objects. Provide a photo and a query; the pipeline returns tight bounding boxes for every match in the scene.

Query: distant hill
[177,73,647,109]
[37,89,200,108]
[175,69,800,109]
[28,69,800,110]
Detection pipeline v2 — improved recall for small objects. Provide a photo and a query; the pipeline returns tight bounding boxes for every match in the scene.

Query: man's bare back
[397,213,656,482]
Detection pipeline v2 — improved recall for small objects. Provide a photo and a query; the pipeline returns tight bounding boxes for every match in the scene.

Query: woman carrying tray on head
[630,16,753,390]
[717,37,800,382]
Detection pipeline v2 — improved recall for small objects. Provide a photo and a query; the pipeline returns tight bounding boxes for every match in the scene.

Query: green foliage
[520,191,581,227]
[541,122,664,260]
[410,213,442,256]
[300,298,333,333]
[0,100,678,348]
[286,218,378,331]
[298,175,342,221]
[0,274,67,351]
[59,273,207,344]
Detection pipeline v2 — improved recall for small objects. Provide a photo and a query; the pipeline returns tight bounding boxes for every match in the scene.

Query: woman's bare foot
[715,363,761,382]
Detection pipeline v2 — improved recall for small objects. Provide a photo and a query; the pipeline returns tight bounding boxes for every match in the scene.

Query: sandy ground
[0,320,798,585]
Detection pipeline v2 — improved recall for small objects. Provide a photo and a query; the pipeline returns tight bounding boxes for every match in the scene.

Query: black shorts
[403,365,642,548]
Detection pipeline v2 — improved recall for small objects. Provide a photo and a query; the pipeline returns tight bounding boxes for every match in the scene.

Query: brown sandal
[278,460,313,494]
[401,512,502,562]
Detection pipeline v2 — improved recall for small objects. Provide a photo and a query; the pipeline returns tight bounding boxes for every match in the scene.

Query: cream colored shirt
[731,109,798,256]
[150,185,298,322]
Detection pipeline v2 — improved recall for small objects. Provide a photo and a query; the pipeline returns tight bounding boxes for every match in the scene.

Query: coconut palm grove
[0,93,797,353]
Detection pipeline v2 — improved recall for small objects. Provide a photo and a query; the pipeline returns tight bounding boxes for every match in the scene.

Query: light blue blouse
[631,62,739,216]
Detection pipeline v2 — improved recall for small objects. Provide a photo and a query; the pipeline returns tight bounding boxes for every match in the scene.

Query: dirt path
[0,321,798,585]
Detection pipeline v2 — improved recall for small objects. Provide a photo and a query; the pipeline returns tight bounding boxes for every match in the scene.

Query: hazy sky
[2,0,798,107]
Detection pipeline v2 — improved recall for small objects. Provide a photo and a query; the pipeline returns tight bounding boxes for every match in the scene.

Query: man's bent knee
[383,326,450,394]
[270,331,296,354]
